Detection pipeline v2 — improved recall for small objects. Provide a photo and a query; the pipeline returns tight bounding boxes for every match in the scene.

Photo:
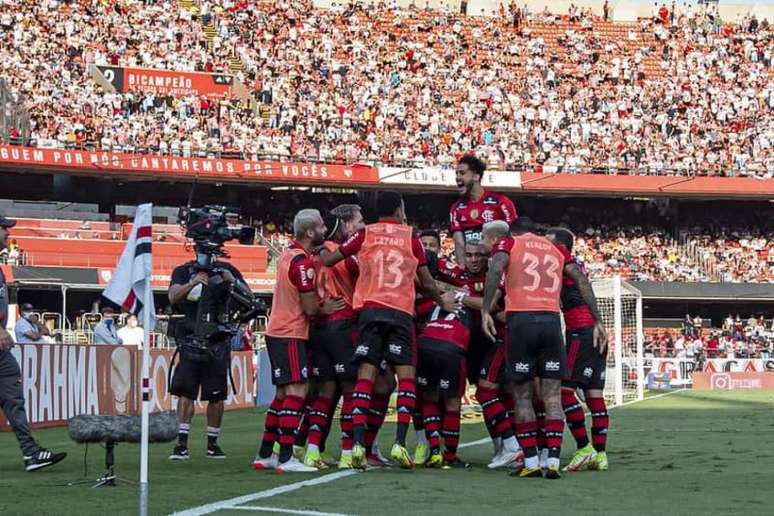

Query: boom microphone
[68,412,178,444]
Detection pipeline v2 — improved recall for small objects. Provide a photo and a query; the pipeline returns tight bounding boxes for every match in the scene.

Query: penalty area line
[230,506,353,515]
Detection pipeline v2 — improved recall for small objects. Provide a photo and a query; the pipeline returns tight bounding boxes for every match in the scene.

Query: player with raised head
[481,217,567,479]
[321,191,457,469]
[254,209,344,473]
[302,205,365,469]
[546,227,610,472]
[450,155,516,268]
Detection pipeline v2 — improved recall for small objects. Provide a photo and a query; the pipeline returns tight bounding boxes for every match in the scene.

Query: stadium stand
[0,0,771,175]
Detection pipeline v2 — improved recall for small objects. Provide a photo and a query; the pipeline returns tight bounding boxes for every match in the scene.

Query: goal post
[592,275,645,406]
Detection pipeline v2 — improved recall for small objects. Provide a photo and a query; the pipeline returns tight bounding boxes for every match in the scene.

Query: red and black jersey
[419,306,473,353]
[436,258,486,297]
[555,243,595,331]
[449,190,517,242]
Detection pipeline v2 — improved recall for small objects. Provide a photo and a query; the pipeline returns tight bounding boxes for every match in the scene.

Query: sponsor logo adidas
[389,344,402,355]
[513,362,530,373]
[545,361,561,372]
[583,367,593,378]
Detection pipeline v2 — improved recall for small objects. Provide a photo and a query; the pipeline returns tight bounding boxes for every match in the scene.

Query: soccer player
[254,209,344,473]
[419,229,442,256]
[450,155,516,268]
[546,227,610,472]
[482,217,567,479]
[321,191,456,469]
[477,221,524,470]
[302,205,364,469]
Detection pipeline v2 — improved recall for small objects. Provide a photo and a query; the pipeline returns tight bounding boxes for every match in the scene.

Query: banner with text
[96,65,234,99]
[693,372,774,390]
[0,345,255,431]
[0,145,379,184]
[379,167,521,189]
[646,357,774,387]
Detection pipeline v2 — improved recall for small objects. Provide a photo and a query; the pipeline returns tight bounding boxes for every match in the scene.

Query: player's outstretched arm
[452,230,466,269]
[300,291,346,317]
[317,247,346,267]
[417,265,458,313]
[481,251,508,342]
[565,262,609,353]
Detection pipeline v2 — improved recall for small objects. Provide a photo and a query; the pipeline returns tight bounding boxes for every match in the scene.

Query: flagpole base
[139,481,149,516]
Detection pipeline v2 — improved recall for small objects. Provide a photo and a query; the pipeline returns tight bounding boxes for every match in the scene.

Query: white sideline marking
[230,506,352,516]
[175,391,686,515]
[171,470,358,516]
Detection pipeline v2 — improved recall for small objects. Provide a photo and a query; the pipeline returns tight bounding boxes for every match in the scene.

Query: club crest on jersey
[583,367,593,378]
[470,209,479,219]
[474,282,484,292]
[301,367,309,377]
[440,379,450,389]
[306,268,315,279]
[481,209,495,223]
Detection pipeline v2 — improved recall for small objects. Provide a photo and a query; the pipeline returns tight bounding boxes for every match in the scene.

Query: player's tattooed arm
[417,266,458,313]
[481,252,508,341]
[452,230,466,269]
[317,246,345,267]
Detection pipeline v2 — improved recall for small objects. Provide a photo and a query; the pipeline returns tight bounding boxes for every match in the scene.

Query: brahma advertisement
[0,344,255,431]
[96,65,234,99]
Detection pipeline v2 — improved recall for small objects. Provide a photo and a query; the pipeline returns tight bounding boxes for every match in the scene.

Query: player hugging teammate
[256,155,611,475]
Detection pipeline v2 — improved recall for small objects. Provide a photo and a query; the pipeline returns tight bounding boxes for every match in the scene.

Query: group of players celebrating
[254,156,611,478]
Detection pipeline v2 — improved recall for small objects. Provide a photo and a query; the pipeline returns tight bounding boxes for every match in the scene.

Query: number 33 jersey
[340,221,427,316]
[493,233,566,313]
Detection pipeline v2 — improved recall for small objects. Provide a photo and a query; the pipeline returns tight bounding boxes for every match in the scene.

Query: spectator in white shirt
[14,303,47,344]
[117,314,145,349]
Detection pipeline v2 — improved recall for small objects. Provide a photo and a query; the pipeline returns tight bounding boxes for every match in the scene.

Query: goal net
[592,276,644,406]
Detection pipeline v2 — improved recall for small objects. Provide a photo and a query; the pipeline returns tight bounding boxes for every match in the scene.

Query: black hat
[0,214,16,228]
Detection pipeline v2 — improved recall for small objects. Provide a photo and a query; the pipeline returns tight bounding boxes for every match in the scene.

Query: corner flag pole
[139,244,152,515]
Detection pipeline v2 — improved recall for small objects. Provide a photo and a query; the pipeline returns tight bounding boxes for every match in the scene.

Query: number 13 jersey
[340,221,426,316]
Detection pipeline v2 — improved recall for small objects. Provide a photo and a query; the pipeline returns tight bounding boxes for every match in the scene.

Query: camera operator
[167,256,245,461]
[0,215,66,471]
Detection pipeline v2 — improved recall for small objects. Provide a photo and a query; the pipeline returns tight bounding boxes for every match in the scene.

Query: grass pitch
[1,390,772,515]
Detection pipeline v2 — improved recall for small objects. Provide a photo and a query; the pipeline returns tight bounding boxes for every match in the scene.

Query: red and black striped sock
[587,397,609,452]
[351,379,374,446]
[500,391,518,435]
[515,420,538,459]
[294,399,312,447]
[561,388,590,449]
[395,378,417,446]
[365,392,389,449]
[532,398,546,450]
[279,394,305,463]
[422,400,442,451]
[544,418,565,460]
[413,392,425,433]
[441,411,461,461]
[340,392,354,452]
[319,393,340,453]
[476,386,511,439]
[307,396,333,448]
[259,395,283,457]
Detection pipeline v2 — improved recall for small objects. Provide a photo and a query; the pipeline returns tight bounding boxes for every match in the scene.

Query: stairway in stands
[177,0,247,74]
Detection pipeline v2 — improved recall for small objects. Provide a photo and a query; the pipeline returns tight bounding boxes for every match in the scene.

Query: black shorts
[506,312,567,383]
[310,319,358,382]
[564,326,607,390]
[170,343,230,402]
[479,336,510,386]
[466,327,494,384]
[354,308,415,367]
[265,336,309,386]
[416,338,467,398]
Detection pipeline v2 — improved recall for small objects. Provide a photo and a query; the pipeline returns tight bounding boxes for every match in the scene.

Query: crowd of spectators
[1,0,771,176]
[644,314,774,359]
